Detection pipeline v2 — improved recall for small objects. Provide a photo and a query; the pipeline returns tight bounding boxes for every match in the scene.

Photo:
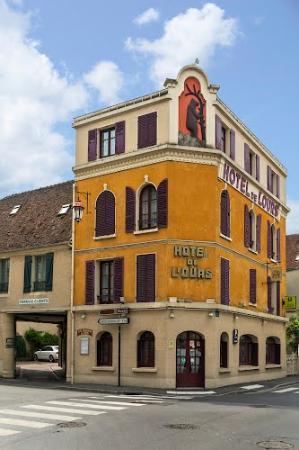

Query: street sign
[284,296,297,311]
[232,329,238,344]
[98,317,129,325]
[19,298,49,305]
[115,308,129,314]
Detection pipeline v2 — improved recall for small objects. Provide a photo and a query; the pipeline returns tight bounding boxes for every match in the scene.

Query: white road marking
[240,384,264,390]
[22,405,106,416]
[274,387,299,393]
[0,409,80,421]
[70,399,145,407]
[167,391,215,395]
[47,401,126,411]
[0,427,20,436]
[101,395,164,403]
[0,417,52,429]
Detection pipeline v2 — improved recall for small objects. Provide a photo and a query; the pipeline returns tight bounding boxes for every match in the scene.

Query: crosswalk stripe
[166,391,215,395]
[0,417,53,429]
[274,387,299,393]
[241,384,264,390]
[0,409,80,422]
[47,401,126,411]
[101,395,164,403]
[69,399,145,407]
[0,427,21,436]
[22,405,106,416]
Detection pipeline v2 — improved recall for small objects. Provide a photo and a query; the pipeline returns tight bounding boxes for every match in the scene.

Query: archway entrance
[176,331,205,388]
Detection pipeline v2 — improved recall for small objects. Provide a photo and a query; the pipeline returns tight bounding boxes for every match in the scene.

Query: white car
[33,345,59,362]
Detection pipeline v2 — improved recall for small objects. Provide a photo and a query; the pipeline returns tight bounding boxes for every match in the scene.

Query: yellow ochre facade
[72,65,288,389]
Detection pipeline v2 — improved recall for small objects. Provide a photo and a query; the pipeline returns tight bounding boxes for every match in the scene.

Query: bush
[24,327,59,355]
[286,313,299,353]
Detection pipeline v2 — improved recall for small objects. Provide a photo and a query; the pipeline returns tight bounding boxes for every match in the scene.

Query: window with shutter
[24,256,32,293]
[100,128,115,157]
[137,331,155,367]
[267,276,272,313]
[230,130,235,160]
[249,269,256,304]
[113,258,124,303]
[220,190,230,237]
[249,210,256,250]
[139,185,157,230]
[220,258,230,305]
[276,228,281,262]
[157,179,168,228]
[88,129,97,161]
[256,215,261,253]
[85,260,95,305]
[125,187,136,233]
[137,254,155,302]
[138,112,157,149]
[95,191,115,237]
[244,205,250,248]
[215,115,222,150]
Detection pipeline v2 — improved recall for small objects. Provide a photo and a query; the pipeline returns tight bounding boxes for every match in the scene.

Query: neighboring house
[0,181,73,379]
[286,234,299,315]
[72,65,288,389]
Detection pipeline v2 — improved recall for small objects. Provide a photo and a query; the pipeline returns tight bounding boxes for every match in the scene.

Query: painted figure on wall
[179,77,206,146]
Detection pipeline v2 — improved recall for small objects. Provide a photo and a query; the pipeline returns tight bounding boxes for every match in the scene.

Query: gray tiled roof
[286,234,299,271]
[0,181,73,252]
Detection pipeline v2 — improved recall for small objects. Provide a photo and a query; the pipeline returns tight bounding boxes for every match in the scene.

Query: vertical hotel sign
[219,162,280,218]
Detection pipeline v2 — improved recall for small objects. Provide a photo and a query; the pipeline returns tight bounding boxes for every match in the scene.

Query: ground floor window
[220,332,228,368]
[239,335,258,366]
[97,332,112,366]
[137,331,155,367]
[266,337,280,364]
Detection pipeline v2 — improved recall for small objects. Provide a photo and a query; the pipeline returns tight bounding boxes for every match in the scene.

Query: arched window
[239,335,258,366]
[137,331,155,367]
[220,190,230,237]
[139,185,157,230]
[97,332,112,366]
[220,332,228,368]
[266,337,280,364]
[95,191,115,237]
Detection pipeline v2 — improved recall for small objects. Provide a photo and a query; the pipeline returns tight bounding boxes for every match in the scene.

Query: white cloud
[126,3,238,86]
[84,61,124,105]
[0,0,90,195]
[287,200,299,235]
[134,7,160,26]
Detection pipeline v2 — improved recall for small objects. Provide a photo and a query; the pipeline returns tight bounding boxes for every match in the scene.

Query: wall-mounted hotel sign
[271,268,282,282]
[220,163,280,218]
[19,298,49,305]
[171,245,212,280]
[77,328,93,337]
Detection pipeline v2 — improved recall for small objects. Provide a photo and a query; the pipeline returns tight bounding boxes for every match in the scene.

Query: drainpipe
[70,182,76,384]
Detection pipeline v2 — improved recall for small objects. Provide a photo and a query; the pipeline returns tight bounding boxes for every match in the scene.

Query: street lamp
[73,198,84,222]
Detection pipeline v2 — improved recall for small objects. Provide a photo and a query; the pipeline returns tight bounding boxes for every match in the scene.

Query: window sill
[265,364,281,369]
[132,367,157,373]
[239,365,259,372]
[219,368,230,374]
[94,234,116,241]
[270,258,278,264]
[248,248,258,255]
[220,233,232,242]
[134,228,158,235]
[249,302,257,307]
[0,293,9,297]
[92,366,115,372]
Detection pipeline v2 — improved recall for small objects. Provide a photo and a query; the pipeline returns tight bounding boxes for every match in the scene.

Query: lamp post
[72,191,90,222]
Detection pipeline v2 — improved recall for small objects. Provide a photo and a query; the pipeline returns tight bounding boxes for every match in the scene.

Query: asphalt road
[0,380,298,450]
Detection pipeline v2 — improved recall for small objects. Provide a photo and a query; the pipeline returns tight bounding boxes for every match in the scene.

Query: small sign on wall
[232,329,238,344]
[80,337,89,355]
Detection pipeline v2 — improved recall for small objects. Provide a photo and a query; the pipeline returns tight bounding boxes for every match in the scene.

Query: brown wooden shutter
[88,129,97,161]
[267,166,272,192]
[220,258,230,305]
[86,260,95,304]
[230,130,235,160]
[256,155,260,181]
[215,115,222,150]
[157,179,168,228]
[115,121,125,154]
[137,254,155,302]
[244,144,250,173]
[252,342,258,366]
[276,228,281,262]
[125,187,135,232]
[276,282,281,316]
[276,174,280,198]
[244,205,250,247]
[221,190,230,237]
[249,269,256,304]
[113,258,124,303]
[138,112,157,149]
[95,191,115,237]
[267,276,272,312]
[256,214,262,253]
[267,220,272,258]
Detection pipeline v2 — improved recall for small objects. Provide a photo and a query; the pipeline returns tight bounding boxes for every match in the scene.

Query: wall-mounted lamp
[80,314,86,320]
[73,191,90,222]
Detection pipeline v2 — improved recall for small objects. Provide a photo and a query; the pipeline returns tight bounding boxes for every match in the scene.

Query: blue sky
[0,0,298,232]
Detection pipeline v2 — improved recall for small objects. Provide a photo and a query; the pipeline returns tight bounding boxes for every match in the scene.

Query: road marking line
[274,387,299,393]
[0,409,80,421]
[47,401,126,411]
[240,384,264,390]
[100,395,164,403]
[70,399,145,407]
[22,405,106,416]
[0,418,53,429]
[0,427,20,436]
[166,391,215,395]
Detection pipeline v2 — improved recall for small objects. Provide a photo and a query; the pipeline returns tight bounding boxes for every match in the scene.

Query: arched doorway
[176,331,205,388]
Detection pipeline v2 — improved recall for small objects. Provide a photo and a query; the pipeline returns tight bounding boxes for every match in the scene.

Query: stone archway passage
[176,331,205,388]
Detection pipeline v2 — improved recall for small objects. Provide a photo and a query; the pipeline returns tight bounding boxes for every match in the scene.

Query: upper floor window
[220,258,230,305]
[0,258,9,294]
[85,258,123,305]
[138,112,157,149]
[244,144,260,181]
[267,166,280,198]
[87,121,125,162]
[215,115,235,160]
[244,206,261,253]
[95,191,115,237]
[249,269,256,304]
[137,254,155,303]
[23,253,54,293]
[100,128,115,157]
[221,127,226,152]
[267,277,280,315]
[137,331,155,367]
[267,222,280,261]
[139,185,157,230]
[220,190,230,238]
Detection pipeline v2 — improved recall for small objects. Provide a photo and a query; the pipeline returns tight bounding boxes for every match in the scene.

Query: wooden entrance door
[176,331,205,388]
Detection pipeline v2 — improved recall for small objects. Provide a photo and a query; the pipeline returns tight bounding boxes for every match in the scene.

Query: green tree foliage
[24,328,59,355]
[286,313,299,353]
[15,334,27,358]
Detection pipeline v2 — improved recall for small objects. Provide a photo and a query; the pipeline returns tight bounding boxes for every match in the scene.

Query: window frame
[137,331,155,368]
[100,127,116,158]
[0,258,9,294]
[220,332,229,368]
[266,337,280,365]
[98,260,114,304]
[97,332,113,366]
[239,334,258,366]
[139,184,158,231]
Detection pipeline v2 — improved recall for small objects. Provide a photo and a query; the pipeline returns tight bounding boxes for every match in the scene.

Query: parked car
[33,345,59,362]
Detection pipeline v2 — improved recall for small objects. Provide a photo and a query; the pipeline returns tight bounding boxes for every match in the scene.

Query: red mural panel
[179,77,206,145]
